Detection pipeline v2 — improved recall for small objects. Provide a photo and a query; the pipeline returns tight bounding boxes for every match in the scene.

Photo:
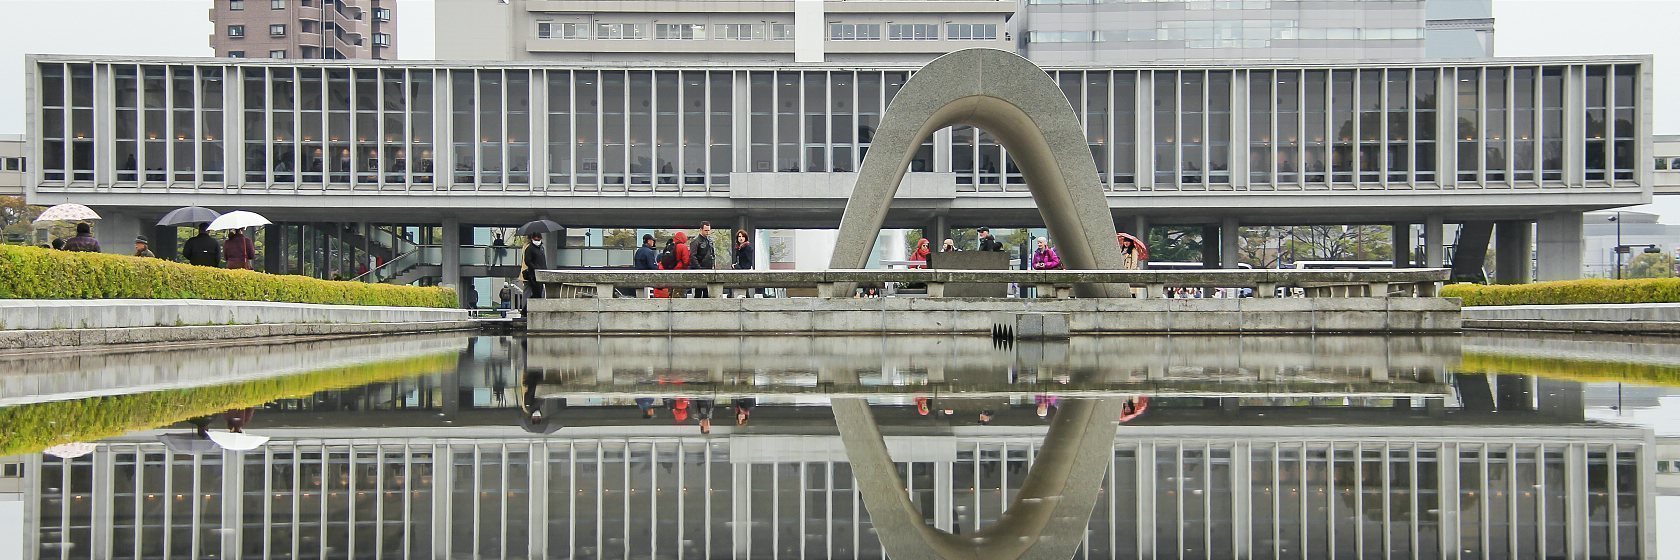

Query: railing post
[1035,283,1055,299]
[1368,282,1389,298]
[1146,283,1165,299]
[1256,282,1276,298]
[817,283,835,298]
[596,284,615,299]
[926,282,945,298]
[1419,281,1441,297]
[709,283,725,298]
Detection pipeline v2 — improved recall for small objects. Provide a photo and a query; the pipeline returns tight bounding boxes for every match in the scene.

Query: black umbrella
[515,219,563,237]
[157,206,222,226]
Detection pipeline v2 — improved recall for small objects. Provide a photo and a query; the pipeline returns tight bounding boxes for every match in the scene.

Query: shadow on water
[4,332,1670,559]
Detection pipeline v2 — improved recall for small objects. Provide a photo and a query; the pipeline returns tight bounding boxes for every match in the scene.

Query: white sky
[0,0,1676,219]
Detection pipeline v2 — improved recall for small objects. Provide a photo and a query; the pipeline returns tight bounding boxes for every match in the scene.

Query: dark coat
[691,233,715,270]
[733,241,755,270]
[184,233,221,266]
[522,242,547,281]
[61,234,100,253]
[978,236,1006,252]
[634,244,658,270]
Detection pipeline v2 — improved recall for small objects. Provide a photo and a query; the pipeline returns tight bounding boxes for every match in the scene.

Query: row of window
[33,63,1642,191]
[536,21,796,41]
[1029,25,1425,44]
[1655,157,1680,171]
[1031,0,1276,6]
[227,50,291,59]
[227,0,289,10]
[227,24,288,37]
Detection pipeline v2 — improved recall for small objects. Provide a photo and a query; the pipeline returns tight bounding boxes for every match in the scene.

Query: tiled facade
[209,0,394,60]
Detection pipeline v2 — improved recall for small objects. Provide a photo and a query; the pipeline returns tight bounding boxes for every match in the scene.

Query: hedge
[0,352,458,456]
[1442,278,1680,307]
[1460,352,1680,388]
[0,244,455,308]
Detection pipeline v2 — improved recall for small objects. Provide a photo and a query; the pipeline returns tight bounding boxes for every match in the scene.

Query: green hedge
[1461,352,1680,388]
[1442,278,1680,307]
[0,352,458,456]
[0,244,455,308]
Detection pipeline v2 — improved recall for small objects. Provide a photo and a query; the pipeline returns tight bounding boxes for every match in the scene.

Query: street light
[1609,212,1622,279]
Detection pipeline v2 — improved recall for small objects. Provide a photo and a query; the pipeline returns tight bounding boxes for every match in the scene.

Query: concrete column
[1201,224,1220,269]
[152,224,178,261]
[263,225,283,273]
[1220,217,1240,269]
[441,218,462,305]
[931,215,948,246]
[1118,215,1149,238]
[1536,212,1584,281]
[1423,215,1445,268]
[1494,220,1533,284]
[95,211,142,256]
[1391,223,1412,267]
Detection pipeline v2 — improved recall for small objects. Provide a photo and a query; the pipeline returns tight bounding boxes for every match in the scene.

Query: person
[909,238,931,268]
[978,409,995,426]
[50,237,65,250]
[670,398,691,423]
[731,229,755,297]
[1034,394,1061,419]
[522,232,548,310]
[634,233,658,270]
[491,231,508,266]
[133,235,156,258]
[670,231,693,270]
[224,408,255,433]
[636,397,659,419]
[734,397,755,426]
[498,280,520,310]
[1031,237,1060,270]
[183,223,221,267]
[691,222,716,297]
[977,226,1005,252]
[61,222,100,252]
[1118,234,1141,270]
[416,149,435,183]
[223,229,256,270]
[914,396,931,416]
[334,147,353,181]
[940,238,959,253]
[693,398,715,434]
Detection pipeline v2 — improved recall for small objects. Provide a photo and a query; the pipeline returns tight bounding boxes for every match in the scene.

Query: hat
[642,233,655,242]
[976,226,989,232]
[135,235,150,244]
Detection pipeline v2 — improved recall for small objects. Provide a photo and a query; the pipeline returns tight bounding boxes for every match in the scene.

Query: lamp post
[1610,212,1623,279]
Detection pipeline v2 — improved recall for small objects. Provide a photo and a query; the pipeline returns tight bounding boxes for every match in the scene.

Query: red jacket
[671,232,693,270]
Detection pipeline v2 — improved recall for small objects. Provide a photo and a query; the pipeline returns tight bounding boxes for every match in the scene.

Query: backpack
[658,242,678,270]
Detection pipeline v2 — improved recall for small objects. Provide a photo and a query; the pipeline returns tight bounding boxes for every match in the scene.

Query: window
[1027,31,1097,43]
[829,23,881,41]
[537,21,588,39]
[228,50,245,58]
[271,0,285,8]
[229,0,244,10]
[946,23,997,40]
[1,463,21,478]
[888,23,939,41]
[372,33,390,46]
[2,157,19,171]
[595,23,646,39]
[228,25,245,37]
[655,23,705,40]
[270,49,287,58]
[373,7,391,21]
[719,23,766,40]
[771,23,795,40]
[1660,157,1671,171]
[269,24,286,36]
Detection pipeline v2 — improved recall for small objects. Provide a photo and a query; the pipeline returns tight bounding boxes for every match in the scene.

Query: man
[977,226,1005,252]
[634,234,658,270]
[61,222,100,252]
[133,235,156,258]
[522,232,548,311]
[690,221,716,297]
[183,223,221,267]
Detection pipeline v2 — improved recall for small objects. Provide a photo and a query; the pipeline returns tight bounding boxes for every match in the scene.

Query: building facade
[0,134,23,196]
[1655,134,1679,195]
[1583,211,1680,278]
[1018,0,1493,65]
[210,0,395,60]
[434,0,1015,64]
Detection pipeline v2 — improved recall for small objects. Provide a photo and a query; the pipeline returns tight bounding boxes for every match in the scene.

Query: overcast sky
[0,0,1676,220]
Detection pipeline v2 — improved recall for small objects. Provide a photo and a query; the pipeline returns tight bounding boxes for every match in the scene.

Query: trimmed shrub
[1461,352,1680,388]
[0,352,458,456]
[0,244,455,308]
[1442,278,1680,307]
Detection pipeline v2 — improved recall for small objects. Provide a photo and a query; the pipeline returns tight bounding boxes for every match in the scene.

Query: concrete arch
[828,48,1124,296]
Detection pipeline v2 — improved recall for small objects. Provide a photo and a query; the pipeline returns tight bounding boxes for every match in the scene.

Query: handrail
[352,245,427,282]
[533,268,1452,299]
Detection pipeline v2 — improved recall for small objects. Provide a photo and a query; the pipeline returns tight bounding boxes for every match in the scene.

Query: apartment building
[210,0,395,60]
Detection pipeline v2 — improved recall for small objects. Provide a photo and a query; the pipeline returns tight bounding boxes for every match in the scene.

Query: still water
[3,332,1678,559]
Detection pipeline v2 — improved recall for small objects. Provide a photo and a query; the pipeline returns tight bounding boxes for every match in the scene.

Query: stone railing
[533,268,1450,299]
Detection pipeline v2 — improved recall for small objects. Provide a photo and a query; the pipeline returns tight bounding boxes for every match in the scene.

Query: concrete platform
[1462,303,1680,334]
[0,299,473,349]
[528,297,1462,334]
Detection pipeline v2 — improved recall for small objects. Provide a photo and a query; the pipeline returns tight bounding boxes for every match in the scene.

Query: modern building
[1655,134,1680,195]
[0,134,23,196]
[1018,0,1493,65]
[210,0,395,60]
[20,54,1654,301]
[434,0,1015,63]
[1584,211,1680,278]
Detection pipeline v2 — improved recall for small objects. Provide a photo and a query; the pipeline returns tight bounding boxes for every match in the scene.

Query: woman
[670,231,693,270]
[940,238,959,253]
[1031,237,1060,271]
[224,230,256,270]
[732,230,757,298]
[1118,234,1141,270]
[909,238,932,269]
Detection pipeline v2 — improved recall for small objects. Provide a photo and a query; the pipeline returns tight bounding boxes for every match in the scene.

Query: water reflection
[4,334,1663,559]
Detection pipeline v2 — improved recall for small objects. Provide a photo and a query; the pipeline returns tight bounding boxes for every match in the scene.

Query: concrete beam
[1494,220,1533,284]
[1536,211,1584,281]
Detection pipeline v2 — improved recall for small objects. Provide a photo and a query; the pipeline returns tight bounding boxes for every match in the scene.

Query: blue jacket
[634,245,658,270]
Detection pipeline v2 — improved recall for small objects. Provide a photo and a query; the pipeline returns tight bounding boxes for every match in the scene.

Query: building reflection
[14,335,1655,559]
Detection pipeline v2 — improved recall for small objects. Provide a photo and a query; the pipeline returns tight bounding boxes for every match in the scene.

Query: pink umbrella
[1117,232,1149,261]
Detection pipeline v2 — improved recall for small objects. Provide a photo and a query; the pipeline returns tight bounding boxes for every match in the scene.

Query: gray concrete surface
[0,299,468,331]
[529,297,1461,334]
[0,320,478,351]
[1462,303,1680,333]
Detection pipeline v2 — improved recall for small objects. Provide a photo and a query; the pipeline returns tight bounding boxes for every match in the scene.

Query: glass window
[271,0,285,8]
[1207,71,1231,185]
[269,50,287,59]
[1153,72,1177,186]
[888,24,939,40]
[574,70,599,188]
[1114,72,1135,185]
[1330,70,1354,184]
[228,25,244,37]
[1585,66,1608,181]
[269,24,286,37]
[1456,68,1480,183]
[546,70,572,187]
[1386,69,1411,183]
[1303,70,1327,184]
[709,71,732,185]
[655,23,704,40]
[771,24,795,40]
[1277,70,1300,185]
[1415,69,1438,183]
[230,0,244,10]
[749,72,773,172]
[1612,65,1637,181]
[1248,70,1272,186]
[602,71,627,187]
[1513,67,1537,182]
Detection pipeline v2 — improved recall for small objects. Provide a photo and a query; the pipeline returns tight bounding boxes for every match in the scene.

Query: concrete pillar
[1536,212,1584,281]
[1118,215,1150,238]
[1391,223,1412,267]
[95,211,142,256]
[152,224,178,261]
[1423,215,1445,268]
[263,226,283,274]
[441,218,463,305]
[1220,217,1240,269]
[1494,220,1533,284]
[1201,224,1220,269]
[932,215,948,246]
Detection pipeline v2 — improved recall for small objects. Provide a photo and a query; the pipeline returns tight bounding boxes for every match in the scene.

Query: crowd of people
[41,221,260,271]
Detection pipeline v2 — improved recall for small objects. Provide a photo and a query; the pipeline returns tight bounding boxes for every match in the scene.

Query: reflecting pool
[2,333,1676,559]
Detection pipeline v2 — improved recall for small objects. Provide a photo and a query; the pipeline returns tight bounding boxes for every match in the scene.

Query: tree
[2,196,74,246]
[1625,252,1676,279]
[1147,226,1204,263]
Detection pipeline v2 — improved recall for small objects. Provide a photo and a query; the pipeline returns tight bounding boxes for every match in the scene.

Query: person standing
[732,229,755,298]
[634,234,658,270]
[61,223,101,252]
[694,398,716,434]
[940,239,959,253]
[733,397,756,426]
[691,221,716,297]
[671,231,693,270]
[223,229,256,270]
[183,223,221,267]
[522,232,548,309]
[977,226,1005,252]
[133,235,156,258]
[909,238,932,268]
[491,231,509,266]
[1031,237,1060,271]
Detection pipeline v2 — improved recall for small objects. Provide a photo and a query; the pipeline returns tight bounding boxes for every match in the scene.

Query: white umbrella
[42,442,98,459]
[207,211,272,231]
[32,203,101,224]
[207,431,270,451]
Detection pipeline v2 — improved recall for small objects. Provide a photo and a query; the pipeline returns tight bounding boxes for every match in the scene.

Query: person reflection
[519,370,565,434]
[636,397,660,419]
[694,398,715,434]
[733,397,754,426]
[224,408,255,433]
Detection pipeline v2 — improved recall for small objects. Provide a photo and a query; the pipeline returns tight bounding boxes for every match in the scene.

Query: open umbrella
[515,219,563,237]
[207,431,270,451]
[157,206,222,227]
[33,203,101,224]
[1117,232,1149,261]
[159,433,221,455]
[42,442,98,459]
[207,210,271,231]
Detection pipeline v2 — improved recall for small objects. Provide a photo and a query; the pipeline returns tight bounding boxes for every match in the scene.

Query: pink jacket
[1031,247,1060,270]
